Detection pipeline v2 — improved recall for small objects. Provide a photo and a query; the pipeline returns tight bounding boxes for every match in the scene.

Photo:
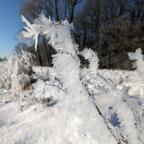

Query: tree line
[17,0,144,69]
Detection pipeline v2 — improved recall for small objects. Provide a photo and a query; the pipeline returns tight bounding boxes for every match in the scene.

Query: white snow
[0,67,144,144]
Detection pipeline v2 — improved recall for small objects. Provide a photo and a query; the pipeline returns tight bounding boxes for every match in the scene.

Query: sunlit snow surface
[0,67,144,144]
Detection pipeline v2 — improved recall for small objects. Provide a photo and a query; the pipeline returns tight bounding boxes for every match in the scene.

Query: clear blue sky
[0,0,85,58]
[0,0,22,57]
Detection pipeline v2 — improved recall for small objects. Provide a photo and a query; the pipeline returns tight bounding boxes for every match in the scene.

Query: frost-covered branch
[128,48,144,73]
[81,48,99,73]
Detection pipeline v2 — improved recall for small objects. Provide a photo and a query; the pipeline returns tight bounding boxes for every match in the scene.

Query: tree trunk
[37,45,43,66]
[55,0,59,21]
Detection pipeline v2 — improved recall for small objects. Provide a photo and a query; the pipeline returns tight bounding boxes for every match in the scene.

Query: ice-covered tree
[19,14,122,143]
[0,51,33,95]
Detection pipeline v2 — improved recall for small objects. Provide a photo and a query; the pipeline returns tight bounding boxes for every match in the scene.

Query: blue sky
[0,0,85,58]
[0,0,22,57]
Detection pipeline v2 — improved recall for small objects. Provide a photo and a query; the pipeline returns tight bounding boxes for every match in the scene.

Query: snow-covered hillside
[0,14,144,144]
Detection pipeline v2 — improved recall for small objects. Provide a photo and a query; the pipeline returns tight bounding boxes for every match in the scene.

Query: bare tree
[54,0,59,21]
[67,0,83,22]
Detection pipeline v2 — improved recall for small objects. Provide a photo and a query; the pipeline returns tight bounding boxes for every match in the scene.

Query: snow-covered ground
[0,67,144,144]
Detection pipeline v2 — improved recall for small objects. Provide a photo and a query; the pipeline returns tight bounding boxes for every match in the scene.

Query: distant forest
[15,0,144,69]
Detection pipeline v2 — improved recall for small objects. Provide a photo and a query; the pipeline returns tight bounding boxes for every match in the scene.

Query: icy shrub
[19,14,83,96]
[0,60,10,89]
[0,51,33,94]
[128,48,144,73]
[11,51,34,94]
[80,48,99,73]
[80,48,99,72]
[19,14,144,144]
